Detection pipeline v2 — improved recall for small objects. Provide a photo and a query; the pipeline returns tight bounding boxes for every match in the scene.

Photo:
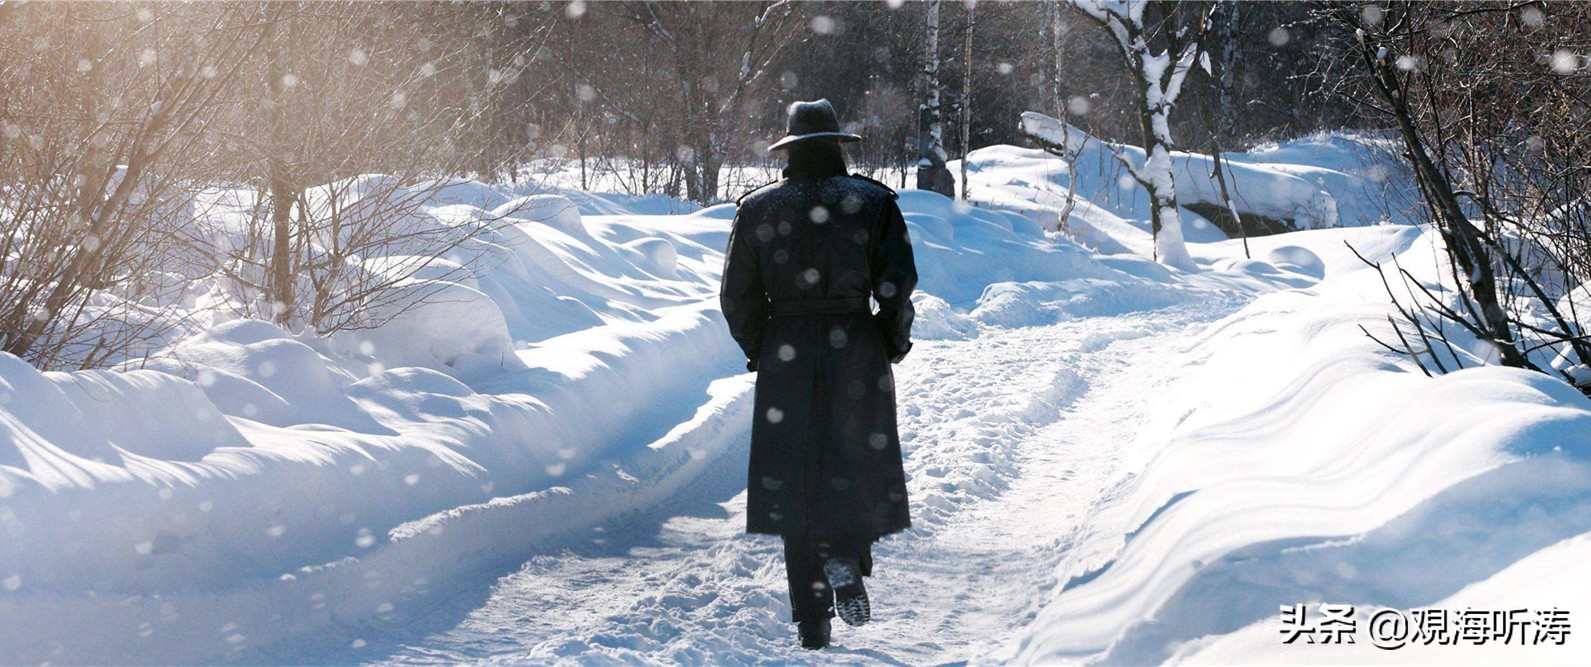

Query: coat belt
[769,296,873,317]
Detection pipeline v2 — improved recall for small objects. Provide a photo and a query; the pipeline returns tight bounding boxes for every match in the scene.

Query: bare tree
[204,1,519,335]
[1321,1,1591,391]
[1067,0,1213,271]
[0,3,267,369]
[0,2,576,369]
[621,1,802,204]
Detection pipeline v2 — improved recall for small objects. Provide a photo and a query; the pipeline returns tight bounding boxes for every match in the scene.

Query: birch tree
[916,0,955,197]
[1043,0,1080,229]
[959,1,975,201]
[1204,0,1247,257]
[1068,0,1211,271]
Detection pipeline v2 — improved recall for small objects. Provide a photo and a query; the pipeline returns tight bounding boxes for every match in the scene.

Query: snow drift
[994,227,1591,664]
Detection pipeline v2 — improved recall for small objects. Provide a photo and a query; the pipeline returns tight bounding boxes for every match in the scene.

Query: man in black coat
[720,99,917,650]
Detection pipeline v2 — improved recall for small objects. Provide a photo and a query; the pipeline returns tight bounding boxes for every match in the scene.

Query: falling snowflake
[1551,49,1580,75]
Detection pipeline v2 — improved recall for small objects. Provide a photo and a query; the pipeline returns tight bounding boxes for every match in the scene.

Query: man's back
[718,99,917,650]
[731,174,899,307]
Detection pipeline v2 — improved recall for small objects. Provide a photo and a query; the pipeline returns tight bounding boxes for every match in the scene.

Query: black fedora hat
[768,98,862,152]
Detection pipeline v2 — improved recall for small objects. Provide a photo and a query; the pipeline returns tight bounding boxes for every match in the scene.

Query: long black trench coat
[720,173,917,540]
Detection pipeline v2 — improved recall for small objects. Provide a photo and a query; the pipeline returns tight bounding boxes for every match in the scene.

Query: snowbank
[952,137,1419,292]
[1173,531,1591,665]
[3,166,1243,662]
[994,227,1591,664]
[989,113,1411,251]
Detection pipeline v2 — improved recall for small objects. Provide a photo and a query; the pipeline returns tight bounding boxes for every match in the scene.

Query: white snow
[1013,113,1406,239]
[995,227,1591,664]
[1172,531,1591,665]
[2,126,1588,666]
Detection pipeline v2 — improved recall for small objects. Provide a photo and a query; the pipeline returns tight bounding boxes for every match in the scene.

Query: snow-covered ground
[377,299,1228,665]
[4,133,1590,665]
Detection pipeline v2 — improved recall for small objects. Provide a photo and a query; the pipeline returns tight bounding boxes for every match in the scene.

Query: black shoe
[798,618,830,649]
[823,557,870,627]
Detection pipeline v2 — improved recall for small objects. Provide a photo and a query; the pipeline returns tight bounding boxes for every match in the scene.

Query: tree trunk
[1208,1,1247,257]
[924,0,944,163]
[959,2,974,201]
[1050,1,1068,117]
[684,139,720,205]
[916,0,954,197]
[1378,57,1526,369]
[264,5,296,326]
[1135,96,1163,250]
[1134,72,1194,270]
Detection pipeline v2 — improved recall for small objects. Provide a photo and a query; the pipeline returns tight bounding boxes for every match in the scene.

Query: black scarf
[783,140,848,179]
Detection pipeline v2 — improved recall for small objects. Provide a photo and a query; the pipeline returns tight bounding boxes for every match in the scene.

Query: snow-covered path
[373,300,1237,665]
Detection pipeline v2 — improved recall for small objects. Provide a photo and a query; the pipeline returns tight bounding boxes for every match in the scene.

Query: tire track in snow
[373,300,1239,665]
